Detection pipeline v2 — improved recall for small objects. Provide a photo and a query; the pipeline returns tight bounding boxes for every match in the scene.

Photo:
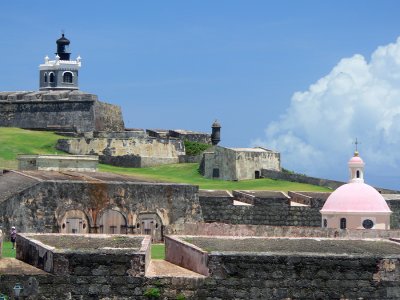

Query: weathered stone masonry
[199,190,323,227]
[0,91,124,132]
[0,171,202,242]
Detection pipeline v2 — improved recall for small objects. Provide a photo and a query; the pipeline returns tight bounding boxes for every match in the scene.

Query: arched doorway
[98,209,127,234]
[59,209,89,234]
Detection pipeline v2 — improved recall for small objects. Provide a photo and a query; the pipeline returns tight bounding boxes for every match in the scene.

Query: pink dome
[321,182,391,213]
[348,156,364,164]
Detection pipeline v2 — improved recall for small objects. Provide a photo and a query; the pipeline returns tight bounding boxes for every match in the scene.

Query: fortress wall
[1,250,399,299]
[0,100,95,132]
[93,100,124,131]
[0,91,125,133]
[0,181,202,235]
[57,137,185,167]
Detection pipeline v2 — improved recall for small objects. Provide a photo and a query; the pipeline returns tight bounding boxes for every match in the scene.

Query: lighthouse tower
[39,34,81,90]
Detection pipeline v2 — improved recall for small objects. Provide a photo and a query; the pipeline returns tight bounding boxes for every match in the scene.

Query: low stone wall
[17,234,151,276]
[165,236,209,276]
[166,222,400,239]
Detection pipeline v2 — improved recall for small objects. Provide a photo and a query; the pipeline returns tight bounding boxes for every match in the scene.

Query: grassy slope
[2,241,15,258]
[0,128,64,169]
[0,128,329,191]
[100,163,329,191]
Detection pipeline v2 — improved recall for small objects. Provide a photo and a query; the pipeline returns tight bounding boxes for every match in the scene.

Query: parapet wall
[166,222,400,239]
[199,191,323,227]
[17,233,150,276]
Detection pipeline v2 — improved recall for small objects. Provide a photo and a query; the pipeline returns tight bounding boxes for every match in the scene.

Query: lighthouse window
[49,72,55,83]
[362,219,374,229]
[63,72,73,83]
[356,170,360,178]
[44,73,48,83]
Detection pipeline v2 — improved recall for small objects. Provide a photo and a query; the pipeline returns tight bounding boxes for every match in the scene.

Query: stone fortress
[1,35,400,299]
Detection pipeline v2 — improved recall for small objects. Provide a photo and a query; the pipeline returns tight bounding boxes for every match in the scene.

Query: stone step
[146,260,206,278]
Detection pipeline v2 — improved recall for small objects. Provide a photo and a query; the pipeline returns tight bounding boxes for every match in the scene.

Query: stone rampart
[0,91,124,132]
[56,136,185,167]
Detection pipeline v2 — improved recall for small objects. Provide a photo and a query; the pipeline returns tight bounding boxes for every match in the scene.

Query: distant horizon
[1,1,400,189]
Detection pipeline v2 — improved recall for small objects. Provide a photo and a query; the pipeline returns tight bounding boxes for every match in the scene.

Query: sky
[1,1,400,189]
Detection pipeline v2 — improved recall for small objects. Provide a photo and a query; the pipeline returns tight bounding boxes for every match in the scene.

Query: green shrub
[184,140,210,156]
[176,294,186,300]
[144,287,161,298]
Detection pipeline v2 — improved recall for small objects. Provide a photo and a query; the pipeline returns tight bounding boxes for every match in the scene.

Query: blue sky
[1,1,400,188]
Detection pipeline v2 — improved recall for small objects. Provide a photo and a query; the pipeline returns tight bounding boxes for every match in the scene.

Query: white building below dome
[320,151,392,230]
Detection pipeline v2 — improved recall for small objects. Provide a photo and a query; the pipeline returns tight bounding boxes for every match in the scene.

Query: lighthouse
[39,34,81,90]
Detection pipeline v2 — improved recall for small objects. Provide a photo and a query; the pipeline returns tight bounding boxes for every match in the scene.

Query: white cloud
[255,37,400,187]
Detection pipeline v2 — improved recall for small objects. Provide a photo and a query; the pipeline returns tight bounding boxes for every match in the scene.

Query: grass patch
[0,128,329,191]
[151,244,165,259]
[0,127,64,168]
[2,241,16,258]
[99,163,330,191]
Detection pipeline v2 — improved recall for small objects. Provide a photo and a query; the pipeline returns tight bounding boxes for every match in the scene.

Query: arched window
[323,219,327,228]
[49,72,55,83]
[356,170,360,178]
[340,218,347,229]
[63,72,73,83]
[44,73,48,83]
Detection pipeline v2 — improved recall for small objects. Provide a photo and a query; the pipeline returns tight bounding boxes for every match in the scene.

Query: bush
[144,287,161,299]
[184,140,210,156]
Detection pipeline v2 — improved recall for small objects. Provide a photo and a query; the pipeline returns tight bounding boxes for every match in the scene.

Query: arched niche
[98,209,127,234]
[59,209,89,234]
[136,212,163,242]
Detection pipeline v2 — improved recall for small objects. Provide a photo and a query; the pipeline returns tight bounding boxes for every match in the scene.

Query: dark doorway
[255,171,260,179]
[212,168,220,178]
[340,218,347,229]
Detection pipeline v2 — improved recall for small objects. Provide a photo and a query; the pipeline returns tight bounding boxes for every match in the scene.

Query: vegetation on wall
[183,140,210,156]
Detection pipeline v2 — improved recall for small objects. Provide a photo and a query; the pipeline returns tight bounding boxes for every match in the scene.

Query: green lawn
[0,127,64,169]
[100,163,330,191]
[1,241,16,258]
[151,244,165,259]
[0,127,329,191]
